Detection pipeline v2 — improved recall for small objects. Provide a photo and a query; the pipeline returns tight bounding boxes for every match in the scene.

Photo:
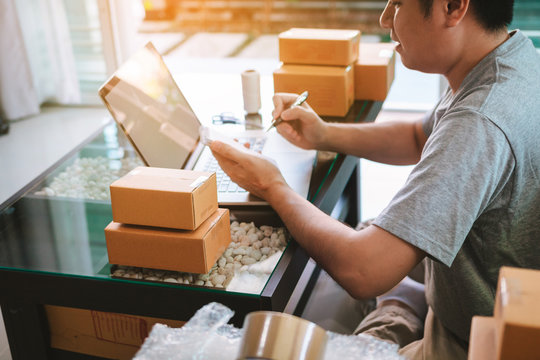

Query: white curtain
[0,0,39,120]
[0,0,80,121]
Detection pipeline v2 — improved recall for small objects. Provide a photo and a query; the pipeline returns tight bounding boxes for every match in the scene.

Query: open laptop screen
[98,43,201,169]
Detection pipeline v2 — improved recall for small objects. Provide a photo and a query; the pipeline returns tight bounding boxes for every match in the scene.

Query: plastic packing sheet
[134,302,404,360]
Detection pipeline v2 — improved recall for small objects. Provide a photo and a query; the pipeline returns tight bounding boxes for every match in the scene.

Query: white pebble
[251,249,262,261]
[241,256,256,265]
[113,269,125,276]
[212,274,226,286]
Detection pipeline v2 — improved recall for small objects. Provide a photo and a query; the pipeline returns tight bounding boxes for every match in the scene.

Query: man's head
[417,0,514,31]
[380,0,514,82]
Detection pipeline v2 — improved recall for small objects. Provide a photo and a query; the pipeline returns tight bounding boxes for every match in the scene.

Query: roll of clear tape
[241,69,261,114]
[238,311,327,360]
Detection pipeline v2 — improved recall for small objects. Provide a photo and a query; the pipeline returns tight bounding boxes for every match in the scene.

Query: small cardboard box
[45,305,185,360]
[273,64,354,117]
[494,266,540,360]
[110,166,218,230]
[354,43,396,101]
[468,316,496,360]
[279,28,361,66]
[105,208,231,274]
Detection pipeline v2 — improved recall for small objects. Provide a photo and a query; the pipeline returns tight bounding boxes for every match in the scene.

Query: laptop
[98,42,316,206]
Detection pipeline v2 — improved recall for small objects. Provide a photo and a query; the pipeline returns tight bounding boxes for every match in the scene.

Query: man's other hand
[209,140,289,200]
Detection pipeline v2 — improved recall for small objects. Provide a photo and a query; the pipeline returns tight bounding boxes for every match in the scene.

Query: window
[63,0,107,104]
[511,0,540,48]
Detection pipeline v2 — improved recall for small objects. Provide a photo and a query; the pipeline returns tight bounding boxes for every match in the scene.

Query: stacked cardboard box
[274,28,359,117]
[354,42,396,101]
[105,166,231,274]
[468,266,540,360]
[273,28,397,117]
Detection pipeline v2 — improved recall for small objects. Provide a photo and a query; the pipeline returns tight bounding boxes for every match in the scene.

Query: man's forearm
[265,183,425,299]
[321,120,426,165]
[266,185,359,287]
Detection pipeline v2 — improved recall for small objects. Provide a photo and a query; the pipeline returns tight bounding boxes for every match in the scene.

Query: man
[210,0,540,357]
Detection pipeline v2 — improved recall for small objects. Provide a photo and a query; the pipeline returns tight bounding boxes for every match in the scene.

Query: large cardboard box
[45,305,185,360]
[468,316,496,360]
[278,28,361,66]
[273,64,354,117]
[494,266,540,360]
[354,43,396,101]
[110,166,218,230]
[105,208,231,274]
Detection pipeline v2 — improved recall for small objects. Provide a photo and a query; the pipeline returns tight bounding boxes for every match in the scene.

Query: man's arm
[210,140,426,299]
[266,185,426,299]
[273,93,428,165]
[321,119,427,165]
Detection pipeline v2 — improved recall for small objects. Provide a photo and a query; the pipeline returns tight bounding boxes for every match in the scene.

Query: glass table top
[0,97,375,299]
[0,122,295,296]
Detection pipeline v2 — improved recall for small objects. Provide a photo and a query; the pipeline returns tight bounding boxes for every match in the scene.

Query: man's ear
[444,0,469,27]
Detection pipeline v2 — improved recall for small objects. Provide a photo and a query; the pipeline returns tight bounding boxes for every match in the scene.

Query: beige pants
[355,304,468,360]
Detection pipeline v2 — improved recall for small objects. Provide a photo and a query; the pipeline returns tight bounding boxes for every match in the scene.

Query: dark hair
[418,0,514,31]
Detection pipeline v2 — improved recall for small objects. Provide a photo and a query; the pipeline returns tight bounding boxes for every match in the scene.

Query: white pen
[266,91,309,132]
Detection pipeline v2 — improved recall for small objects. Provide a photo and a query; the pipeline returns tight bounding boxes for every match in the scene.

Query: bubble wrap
[134,303,242,360]
[134,303,404,360]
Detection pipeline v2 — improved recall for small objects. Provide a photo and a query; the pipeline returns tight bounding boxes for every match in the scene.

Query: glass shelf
[0,121,295,297]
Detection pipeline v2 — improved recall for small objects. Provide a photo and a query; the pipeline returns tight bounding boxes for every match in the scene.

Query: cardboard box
[468,316,496,360]
[110,166,218,230]
[273,64,354,117]
[105,208,231,274]
[494,266,540,360]
[279,28,361,66]
[45,305,185,360]
[354,43,396,101]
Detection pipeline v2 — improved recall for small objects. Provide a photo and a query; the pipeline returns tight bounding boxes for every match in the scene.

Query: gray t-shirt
[374,30,540,342]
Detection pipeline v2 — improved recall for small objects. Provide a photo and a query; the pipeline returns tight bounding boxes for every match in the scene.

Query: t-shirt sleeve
[422,107,436,137]
[373,109,515,267]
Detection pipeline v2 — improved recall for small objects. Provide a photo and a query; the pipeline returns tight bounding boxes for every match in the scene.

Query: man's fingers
[276,122,294,135]
[281,105,310,122]
[209,140,253,164]
[272,93,301,118]
[211,149,238,169]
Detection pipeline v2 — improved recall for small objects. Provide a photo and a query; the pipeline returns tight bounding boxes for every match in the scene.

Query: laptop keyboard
[202,137,266,193]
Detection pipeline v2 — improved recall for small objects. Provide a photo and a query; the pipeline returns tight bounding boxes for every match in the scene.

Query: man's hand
[209,140,289,200]
[272,93,329,150]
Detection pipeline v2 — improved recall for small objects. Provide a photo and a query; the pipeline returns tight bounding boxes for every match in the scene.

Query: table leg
[2,303,49,359]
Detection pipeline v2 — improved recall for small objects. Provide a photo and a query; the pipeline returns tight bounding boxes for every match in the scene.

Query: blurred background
[1,0,538,119]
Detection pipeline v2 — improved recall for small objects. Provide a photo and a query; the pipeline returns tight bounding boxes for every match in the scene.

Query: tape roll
[238,311,327,360]
[241,69,261,114]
